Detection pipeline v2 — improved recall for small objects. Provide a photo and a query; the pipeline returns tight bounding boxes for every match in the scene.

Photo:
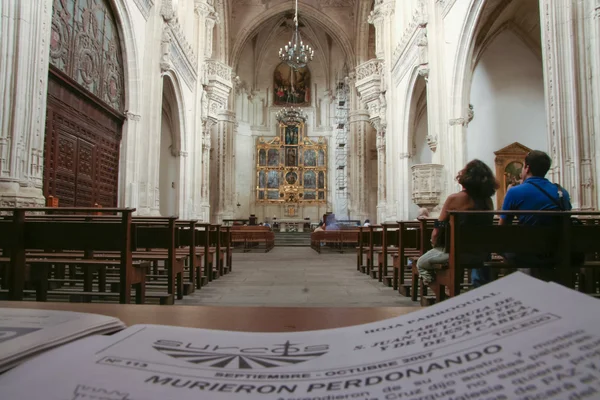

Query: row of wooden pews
[356,212,600,307]
[0,208,233,305]
[230,226,275,252]
[310,229,360,253]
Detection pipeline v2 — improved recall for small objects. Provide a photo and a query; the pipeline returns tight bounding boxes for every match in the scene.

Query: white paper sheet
[1,273,599,400]
[0,308,124,372]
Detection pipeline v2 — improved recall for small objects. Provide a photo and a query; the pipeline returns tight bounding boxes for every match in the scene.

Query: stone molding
[160,1,199,91]
[133,0,154,19]
[436,0,458,17]
[391,3,427,70]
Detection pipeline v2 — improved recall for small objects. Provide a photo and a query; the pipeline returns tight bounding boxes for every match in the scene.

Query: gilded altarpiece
[256,123,327,204]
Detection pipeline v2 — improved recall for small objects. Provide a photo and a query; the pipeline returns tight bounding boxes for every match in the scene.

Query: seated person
[363,219,371,227]
[417,159,498,288]
[499,150,572,274]
[314,222,325,232]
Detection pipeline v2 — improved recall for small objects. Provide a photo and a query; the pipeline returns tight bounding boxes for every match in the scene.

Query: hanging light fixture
[276,105,307,125]
[278,0,314,69]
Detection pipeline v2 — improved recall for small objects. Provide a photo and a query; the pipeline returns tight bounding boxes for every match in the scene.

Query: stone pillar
[375,124,387,223]
[348,109,370,222]
[369,0,395,220]
[211,111,236,223]
[539,0,596,210]
[193,0,218,220]
[0,0,52,207]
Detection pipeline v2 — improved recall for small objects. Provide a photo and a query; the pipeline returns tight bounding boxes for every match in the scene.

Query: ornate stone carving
[160,19,199,90]
[436,0,459,17]
[204,60,233,119]
[426,135,438,152]
[411,164,444,211]
[133,0,154,19]
[449,104,475,126]
[159,3,198,90]
[126,112,141,121]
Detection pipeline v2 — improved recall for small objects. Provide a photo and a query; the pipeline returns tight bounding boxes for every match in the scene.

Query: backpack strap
[526,181,568,211]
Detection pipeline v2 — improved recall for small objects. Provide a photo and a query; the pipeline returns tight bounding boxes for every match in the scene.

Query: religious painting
[285,147,297,167]
[273,63,310,106]
[318,149,325,166]
[267,149,279,166]
[318,171,325,189]
[267,171,279,189]
[504,161,523,190]
[494,142,531,208]
[318,191,325,200]
[258,149,266,166]
[304,171,316,189]
[304,149,316,167]
[258,191,265,200]
[285,171,298,185]
[258,171,266,188]
[285,126,299,145]
[304,191,316,200]
[267,191,280,200]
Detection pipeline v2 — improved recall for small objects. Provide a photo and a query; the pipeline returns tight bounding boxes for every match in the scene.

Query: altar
[275,219,310,232]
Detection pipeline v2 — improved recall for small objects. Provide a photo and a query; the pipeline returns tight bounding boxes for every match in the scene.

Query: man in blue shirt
[499,150,571,273]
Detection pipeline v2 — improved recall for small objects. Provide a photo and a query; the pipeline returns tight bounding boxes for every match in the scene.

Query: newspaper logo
[153,340,329,369]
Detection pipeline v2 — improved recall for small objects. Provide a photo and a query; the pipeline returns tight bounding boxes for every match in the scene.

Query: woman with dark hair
[417,159,499,288]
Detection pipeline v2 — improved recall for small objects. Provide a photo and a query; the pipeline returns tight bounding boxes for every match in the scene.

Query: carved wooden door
[45,72,121,207]
[45,0,125,207]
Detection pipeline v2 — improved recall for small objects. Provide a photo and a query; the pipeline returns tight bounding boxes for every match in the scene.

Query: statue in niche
[273,63,310,106]
[286,147,297,167]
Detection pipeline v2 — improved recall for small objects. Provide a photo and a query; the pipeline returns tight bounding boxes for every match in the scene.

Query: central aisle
[182,247,417,307]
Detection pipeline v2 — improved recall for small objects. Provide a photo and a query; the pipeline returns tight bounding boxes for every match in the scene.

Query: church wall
[467,30,547,202]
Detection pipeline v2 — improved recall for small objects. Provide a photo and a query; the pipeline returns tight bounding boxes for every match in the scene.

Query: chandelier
[278,0,314,69]
[276,106,307,125]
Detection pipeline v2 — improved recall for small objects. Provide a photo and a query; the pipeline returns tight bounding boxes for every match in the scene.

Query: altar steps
[274,232,312,247]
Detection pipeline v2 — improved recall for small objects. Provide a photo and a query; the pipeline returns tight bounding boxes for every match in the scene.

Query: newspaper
[1,272,599,399]
[0,308,124,372]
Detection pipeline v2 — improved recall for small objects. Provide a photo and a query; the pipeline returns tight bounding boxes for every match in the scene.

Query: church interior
[1,0,600,342]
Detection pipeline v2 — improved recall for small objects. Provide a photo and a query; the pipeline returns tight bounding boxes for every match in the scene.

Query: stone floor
[181,247,418,307]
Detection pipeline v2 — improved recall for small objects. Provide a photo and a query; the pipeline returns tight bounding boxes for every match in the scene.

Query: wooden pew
[425,211,600,304]
[389,221,422,294]
[356,227,370,272]
[0,208,146,304]
[376,224,398,284]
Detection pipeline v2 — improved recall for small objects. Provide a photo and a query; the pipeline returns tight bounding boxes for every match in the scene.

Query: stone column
[211,111,236,223]
[193,0,218,220]
[204,60,232,223]
[348,109,370,222]
[369,0,395,221]
[539,0,596,210]
[0,0,52,207]
[375,124,387,223]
